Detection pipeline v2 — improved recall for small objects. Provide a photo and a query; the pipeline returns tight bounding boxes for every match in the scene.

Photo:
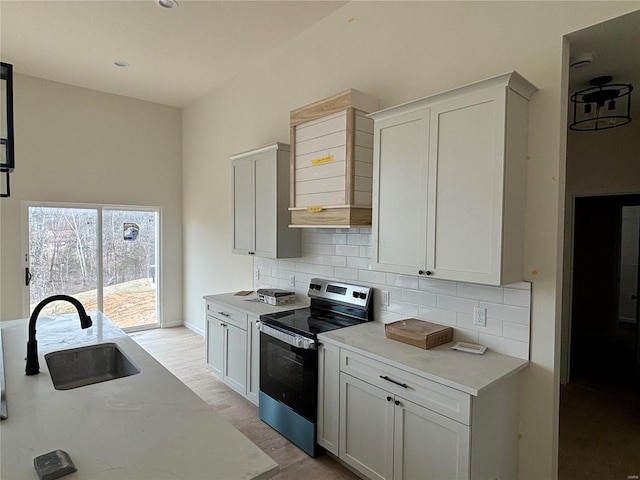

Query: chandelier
[570,75,633,132]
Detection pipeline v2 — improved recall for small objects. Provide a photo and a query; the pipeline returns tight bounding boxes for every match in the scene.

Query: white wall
[0,74,183,326]
[566,123,640,194]
[182,2,640,478]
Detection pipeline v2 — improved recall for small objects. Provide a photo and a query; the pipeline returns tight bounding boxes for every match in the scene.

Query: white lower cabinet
[340,373,395,480]
[318,341,519,480]
[205,300,249,401]
[206,313,247,396]
[206,316,225,378]
[222,322,247,395]
[317,342,340,454]
[340,373,469,480]
[392,394,469,480]
[246,315,261,406]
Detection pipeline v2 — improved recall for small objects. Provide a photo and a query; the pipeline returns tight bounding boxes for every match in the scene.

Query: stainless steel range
[258,278,373,456]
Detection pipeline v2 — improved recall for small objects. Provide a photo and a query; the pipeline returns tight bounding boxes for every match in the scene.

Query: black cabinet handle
[395,400,401,406]
[380,375,408,389]
[220,323,227,327]
[386,396,392,402]
[418,270,433,276]
[25,267,32,286]
[218,311,230,317]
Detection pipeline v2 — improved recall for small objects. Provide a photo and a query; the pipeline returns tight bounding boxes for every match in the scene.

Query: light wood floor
[130,326,359,480]
[559,336,640,479]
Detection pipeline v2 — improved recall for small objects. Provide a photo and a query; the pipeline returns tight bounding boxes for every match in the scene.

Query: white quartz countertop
[0,312,279,480]
[204,292,309,316]
[319,322,528,396]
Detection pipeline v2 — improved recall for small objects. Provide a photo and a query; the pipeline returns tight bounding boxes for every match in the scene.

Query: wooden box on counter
[289,89,378,228]
[385,318,453,350]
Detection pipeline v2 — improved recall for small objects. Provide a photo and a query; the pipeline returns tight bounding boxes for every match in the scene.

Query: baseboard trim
[161,320,183,329]
[183,321,205,337]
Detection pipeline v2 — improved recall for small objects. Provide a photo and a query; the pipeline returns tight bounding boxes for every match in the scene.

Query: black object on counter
[34,449,77,480]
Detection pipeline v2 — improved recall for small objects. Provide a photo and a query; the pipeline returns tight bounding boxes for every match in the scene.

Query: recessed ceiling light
[114,60,129,68]
[157,0,179,8]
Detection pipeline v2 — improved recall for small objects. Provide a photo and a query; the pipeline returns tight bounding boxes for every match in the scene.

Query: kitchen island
[0,312,279,480]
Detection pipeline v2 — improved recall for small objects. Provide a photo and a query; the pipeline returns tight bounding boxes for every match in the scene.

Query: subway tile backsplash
[254,227,531,360]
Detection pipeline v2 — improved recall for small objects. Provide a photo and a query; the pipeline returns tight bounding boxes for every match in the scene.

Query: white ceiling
[1,3,638,109]
[567,10,640,101]
[0,0,347,107]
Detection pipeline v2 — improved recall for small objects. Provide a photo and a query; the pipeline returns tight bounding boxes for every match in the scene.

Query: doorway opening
[569,194,640,382]
[559,10,640,478]
[560,194,640,478]
[25,203,160,331]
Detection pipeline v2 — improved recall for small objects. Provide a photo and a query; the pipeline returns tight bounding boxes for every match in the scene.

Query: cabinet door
[232,158,254,254]
[428,89,506,284]
[206,315,224,379]
[340,373,394,480]
[253,152,277,257]
[317,342,340,455]
[373,109,429,276]
[246,316,261,406]
[393,397,470,480]
[224,323,248,396]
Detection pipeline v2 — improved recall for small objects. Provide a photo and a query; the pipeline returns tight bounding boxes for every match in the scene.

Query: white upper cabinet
[373,109,430,274]
[231,143,300,259]
[370,72,537,286]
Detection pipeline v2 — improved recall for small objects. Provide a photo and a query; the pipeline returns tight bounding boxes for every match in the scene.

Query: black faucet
[25,294,93,375]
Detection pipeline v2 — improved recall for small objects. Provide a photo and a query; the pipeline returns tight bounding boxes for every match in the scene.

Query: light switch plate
[254,267,260,281]
[289,274,296,288]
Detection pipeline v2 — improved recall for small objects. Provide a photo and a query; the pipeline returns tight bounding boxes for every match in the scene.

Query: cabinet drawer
[340,349,471,425]
[205,301,247,330]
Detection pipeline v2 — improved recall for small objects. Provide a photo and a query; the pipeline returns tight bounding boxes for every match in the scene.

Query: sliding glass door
[101,209,158,329]
[26,204,160,331]
[27,206,99,315]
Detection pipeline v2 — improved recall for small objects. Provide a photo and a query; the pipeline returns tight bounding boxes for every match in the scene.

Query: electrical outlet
[254,267,260,281]
[289,274,296,288]
[381,290,390,306]
[473,307,487,327]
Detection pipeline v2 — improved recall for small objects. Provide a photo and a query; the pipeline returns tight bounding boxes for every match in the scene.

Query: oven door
[259,323,317,421]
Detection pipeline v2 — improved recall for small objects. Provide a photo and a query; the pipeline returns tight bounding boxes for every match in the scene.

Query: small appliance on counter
[257,288,295,306]
[258,278,372,457]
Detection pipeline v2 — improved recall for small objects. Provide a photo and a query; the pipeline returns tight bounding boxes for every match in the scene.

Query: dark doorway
[559,194,640,480]
[570,194,640,384]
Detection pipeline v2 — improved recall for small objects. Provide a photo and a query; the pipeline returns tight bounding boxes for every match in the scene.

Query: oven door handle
[259,323,316,350]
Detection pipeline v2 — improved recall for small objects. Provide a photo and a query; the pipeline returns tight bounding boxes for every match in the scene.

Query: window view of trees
[102,210,156,287]
[29,207,98,305]
[28,206,158,329]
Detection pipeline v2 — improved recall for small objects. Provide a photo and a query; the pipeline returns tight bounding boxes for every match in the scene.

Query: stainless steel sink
[45,342,141,390]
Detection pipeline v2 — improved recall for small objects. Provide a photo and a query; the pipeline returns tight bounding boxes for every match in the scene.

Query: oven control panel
[308,278,371,309]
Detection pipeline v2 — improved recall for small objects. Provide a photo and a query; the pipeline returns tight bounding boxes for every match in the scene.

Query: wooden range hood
[289,89,379,228]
